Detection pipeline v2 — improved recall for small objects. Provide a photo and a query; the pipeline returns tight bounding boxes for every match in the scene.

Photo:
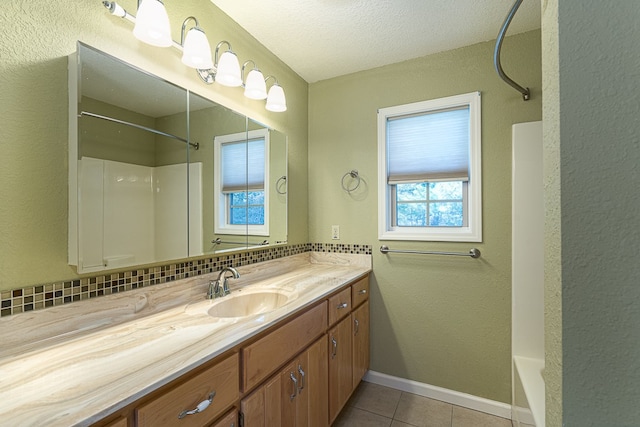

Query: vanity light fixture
[242,61,268,100]
[101,0,286,112]
[265,76,287,112]
[180,17,213,69]
[102,0,130,20]
[195,41,242,87]
[212,41,243,87]
[132,0,172,47]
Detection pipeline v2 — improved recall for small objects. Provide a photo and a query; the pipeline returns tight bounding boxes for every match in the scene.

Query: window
[214,129,269,236]
[378,92,482,242]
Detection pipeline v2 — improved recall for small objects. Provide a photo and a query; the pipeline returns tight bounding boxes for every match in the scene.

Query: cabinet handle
[297,364,305,392]
[178,391,216,419]
[290,372,298,401]
[354,318,359,335]
[331,337,338,359]
[337,302,348,309]
[358,289,367,295]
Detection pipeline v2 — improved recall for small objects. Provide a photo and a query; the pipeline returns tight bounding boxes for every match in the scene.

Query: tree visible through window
[396,181,464,227]
[229,191,265,225]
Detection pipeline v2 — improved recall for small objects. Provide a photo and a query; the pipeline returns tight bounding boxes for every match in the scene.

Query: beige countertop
[0,252,371,427]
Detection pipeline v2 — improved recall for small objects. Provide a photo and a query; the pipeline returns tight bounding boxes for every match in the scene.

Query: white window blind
[221,138,265,192]
[387,106,470,184]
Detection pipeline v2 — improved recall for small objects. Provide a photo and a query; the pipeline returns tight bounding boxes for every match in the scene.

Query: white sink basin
[207,290,292,318]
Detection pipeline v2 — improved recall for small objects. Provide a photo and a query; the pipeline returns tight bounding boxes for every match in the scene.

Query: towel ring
[341,170,361,193]
[276,175,287,195]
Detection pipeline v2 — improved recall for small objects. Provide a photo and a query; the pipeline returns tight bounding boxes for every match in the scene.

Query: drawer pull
[331,337,338,359]
[336,302,348,309]
[297,365,306,392]
[358,289,367,295]
[178,391,216,419]
[354,318,360,335]
[290,372,298,401]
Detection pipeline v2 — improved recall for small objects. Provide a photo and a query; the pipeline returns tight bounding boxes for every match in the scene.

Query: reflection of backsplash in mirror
[0,243,372,317]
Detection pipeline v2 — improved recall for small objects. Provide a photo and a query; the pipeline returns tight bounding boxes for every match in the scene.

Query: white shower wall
[511,121,544,427]
[77,157,202,272]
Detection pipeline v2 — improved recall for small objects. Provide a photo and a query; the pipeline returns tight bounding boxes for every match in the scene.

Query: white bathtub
[512,356,545,427]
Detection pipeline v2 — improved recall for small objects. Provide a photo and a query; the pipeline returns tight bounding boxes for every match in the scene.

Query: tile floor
[333,381,515,427]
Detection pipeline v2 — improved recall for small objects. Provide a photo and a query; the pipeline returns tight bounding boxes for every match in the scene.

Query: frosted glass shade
[133,0,172,47]
[244,69,267,100]
[266,84,287,112]
[181,27,213,69]
[215,51,242,87]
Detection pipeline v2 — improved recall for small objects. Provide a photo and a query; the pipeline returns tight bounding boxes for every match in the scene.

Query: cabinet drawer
[136,354,239,427]
[103,418,127,427]
[351,276,369,308]
[242,302,327,392]
[328,287,351,326]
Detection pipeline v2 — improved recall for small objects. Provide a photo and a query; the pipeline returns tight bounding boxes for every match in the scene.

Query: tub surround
[0,252,371,426]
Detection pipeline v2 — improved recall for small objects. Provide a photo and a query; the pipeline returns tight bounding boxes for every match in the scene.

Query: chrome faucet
[207,266,240,299]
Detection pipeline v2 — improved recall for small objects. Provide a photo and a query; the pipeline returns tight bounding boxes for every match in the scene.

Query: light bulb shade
[244,69,268,100]
[181,27,213,69]
[266,84,287,112]
[133,0,172,47]
[215,51,242,87]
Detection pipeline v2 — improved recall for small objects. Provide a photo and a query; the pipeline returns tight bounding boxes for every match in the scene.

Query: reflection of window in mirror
[214,129,269,236]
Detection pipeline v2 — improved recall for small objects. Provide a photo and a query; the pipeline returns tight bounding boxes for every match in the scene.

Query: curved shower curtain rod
[494,0,531,101]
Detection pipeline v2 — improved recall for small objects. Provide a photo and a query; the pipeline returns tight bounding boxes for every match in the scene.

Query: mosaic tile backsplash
[0,243,371,317]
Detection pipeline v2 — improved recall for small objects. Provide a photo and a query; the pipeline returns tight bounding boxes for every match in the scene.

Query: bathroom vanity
[0,252,371,427]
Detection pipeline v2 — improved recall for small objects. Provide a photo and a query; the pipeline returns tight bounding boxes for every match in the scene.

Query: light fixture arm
[214,41,233,67]
[180,16,200,46]
[102,1,134,22]
[241,60,257,84]
[264,75,279,86]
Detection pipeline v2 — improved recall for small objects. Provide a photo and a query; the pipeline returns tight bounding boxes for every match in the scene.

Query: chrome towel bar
[380,245,481,259]
[212,238,269,246]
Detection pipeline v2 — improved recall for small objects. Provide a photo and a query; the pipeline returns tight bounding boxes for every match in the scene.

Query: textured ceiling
[210,0,541,83]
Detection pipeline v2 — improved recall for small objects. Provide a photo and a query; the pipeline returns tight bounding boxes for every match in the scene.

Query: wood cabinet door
[352,300,370,390]
[240,374,282,427]
[210,409,237,427]
[302,336,328,427]
[279,361,298,427]
[328,316,352,423]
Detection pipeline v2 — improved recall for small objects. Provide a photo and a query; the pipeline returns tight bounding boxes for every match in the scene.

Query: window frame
[214,129,270,236]
[377,91,482,242]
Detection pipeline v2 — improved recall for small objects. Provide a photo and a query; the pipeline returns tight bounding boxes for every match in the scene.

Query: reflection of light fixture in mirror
[180,17,213,69]
[265,76,287,112]
[133,0,172,47]
[214,41,242,87]
[242,61,267,100]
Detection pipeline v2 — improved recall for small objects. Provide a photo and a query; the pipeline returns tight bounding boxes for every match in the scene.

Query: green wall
[308,31,542,403]
[0,0,308,290]
[544,1,640,425]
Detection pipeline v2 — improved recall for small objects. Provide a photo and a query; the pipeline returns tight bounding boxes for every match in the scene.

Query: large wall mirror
[69,43,287,274]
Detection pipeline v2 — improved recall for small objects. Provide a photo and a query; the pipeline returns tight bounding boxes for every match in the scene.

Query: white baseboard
[363,370,513,420]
